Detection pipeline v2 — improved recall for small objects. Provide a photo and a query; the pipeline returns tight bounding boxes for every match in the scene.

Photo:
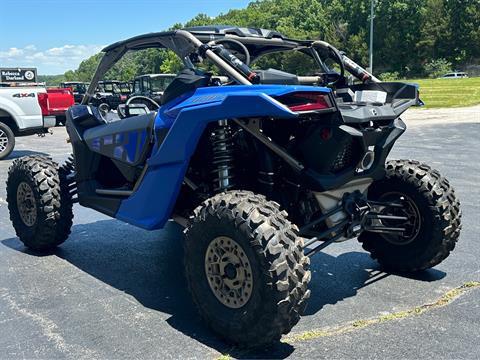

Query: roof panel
[102,31,177,52]
[183,25,287,39]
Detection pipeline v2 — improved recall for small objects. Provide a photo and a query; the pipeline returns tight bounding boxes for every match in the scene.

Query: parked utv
[118,81,132,96]
[92,80,128,111]
[6,26,461,348]
[128,73,176,109]
[60,81,88,104]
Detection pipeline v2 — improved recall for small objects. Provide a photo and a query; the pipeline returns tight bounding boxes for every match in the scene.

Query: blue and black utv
[6,26,461,347]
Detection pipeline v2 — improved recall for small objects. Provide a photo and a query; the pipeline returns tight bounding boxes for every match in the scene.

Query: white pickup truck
[0,86,56,159]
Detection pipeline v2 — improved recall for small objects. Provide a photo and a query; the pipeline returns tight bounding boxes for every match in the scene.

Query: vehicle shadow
[304,249,446,316]
[1,219,446,359]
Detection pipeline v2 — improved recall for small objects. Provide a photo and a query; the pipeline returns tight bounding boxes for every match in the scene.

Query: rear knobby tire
[0,121,15,160]
[358,159,461,272]
[184,190,311,348]
[6,156,74,251]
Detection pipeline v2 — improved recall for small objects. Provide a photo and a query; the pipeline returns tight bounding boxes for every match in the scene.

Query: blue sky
[0,0,251,74]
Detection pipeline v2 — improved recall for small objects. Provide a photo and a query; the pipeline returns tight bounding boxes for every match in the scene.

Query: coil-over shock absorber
[211,120,235,191]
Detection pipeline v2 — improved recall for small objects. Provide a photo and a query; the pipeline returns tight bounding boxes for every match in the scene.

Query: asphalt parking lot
[0,106,479,359]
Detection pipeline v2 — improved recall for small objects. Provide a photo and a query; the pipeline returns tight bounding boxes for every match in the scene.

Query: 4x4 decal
[12,93,35,98]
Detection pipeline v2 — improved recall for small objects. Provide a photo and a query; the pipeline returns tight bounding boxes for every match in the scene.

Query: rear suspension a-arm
[301,192,409,257]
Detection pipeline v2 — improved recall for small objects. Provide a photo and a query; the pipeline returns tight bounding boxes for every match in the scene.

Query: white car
[440,72,468,79]
[0,86,56,159]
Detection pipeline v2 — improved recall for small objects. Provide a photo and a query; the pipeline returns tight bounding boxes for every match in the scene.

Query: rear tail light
[277,92,333,112]
[37,92,49,116]
[68,90,75,105]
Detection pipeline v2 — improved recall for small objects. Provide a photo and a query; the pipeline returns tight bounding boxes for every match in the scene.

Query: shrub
[379,72,400,81]
[424,58,453,78]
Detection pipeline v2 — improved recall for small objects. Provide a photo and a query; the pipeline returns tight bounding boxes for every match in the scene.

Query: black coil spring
[211,123,235,191]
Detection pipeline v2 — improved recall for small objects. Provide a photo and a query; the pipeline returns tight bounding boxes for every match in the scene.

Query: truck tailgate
[47,88,74,114]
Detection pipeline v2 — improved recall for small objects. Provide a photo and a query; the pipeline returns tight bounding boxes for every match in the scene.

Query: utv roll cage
[83,29,248,103]
[82,26,380,105]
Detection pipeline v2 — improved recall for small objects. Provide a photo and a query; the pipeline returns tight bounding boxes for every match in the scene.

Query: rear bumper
[15,115,56,136]
[47,108,69,116]
[43,116,56,128]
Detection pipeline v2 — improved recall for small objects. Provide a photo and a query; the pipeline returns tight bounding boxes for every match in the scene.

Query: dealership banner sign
[0,68,38,83]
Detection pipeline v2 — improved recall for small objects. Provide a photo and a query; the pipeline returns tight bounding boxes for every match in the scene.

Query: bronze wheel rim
[204,236,253,309]
[16,182,37,227]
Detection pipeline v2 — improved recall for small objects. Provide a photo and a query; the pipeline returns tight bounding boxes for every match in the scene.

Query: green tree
[159,51,183,74]
[63,0,480,80]
[63,70,76,82]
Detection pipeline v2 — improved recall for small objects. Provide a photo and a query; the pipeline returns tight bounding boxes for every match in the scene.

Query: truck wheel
[184,190,311,347]
[358,159,461,272]
[0,122,15,160]
[6,156,74,251]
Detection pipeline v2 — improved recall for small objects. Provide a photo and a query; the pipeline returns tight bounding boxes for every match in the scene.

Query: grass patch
[285,281,480,343]
[214,355,231,360]
[400,77,480,109]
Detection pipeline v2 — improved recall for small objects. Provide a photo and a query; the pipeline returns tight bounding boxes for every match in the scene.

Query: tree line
[44,0,480,84]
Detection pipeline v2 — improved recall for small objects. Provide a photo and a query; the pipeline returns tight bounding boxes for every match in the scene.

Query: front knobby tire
[183,190,311,348]
[6,156,74,251]
[358,159,461,272]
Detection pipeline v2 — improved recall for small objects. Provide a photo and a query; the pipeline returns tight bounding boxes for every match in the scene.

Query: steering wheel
[126,96,160,110]
[211,38,251,66]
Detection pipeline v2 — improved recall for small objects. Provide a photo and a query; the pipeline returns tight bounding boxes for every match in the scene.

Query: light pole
[368,0,375,73]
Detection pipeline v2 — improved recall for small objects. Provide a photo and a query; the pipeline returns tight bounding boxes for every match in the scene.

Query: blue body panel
[116,84,331,230]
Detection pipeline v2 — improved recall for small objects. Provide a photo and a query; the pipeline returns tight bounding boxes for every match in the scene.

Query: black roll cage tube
[82,29,382,106]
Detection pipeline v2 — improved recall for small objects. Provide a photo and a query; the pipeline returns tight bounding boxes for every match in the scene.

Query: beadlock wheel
[16,182,37,227]
[184,190,311,347]
[204,236,253,309]
[7,156,74,250]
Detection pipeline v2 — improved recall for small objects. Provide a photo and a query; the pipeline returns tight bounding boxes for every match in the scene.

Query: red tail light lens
[276,92,333,112]
[37,92,49,116]
[287,92,332,112]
